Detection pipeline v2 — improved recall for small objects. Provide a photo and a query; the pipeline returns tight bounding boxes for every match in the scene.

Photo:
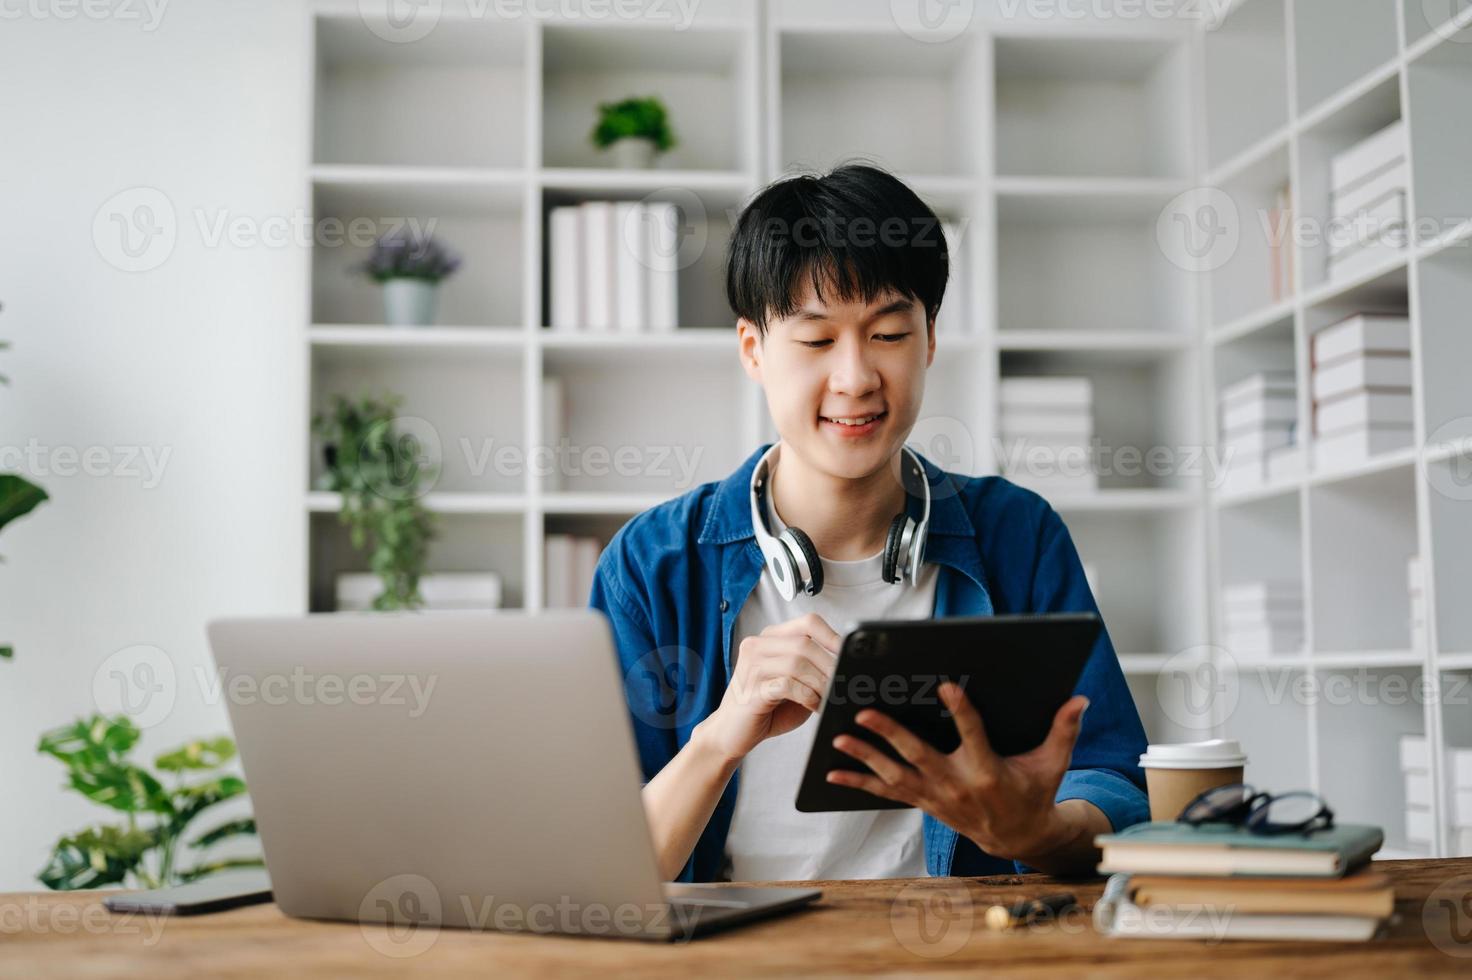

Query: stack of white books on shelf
[549,200,679,332]
[1218,372,1300,493]
[1221,581,1303,656]
[1408,554,1428,654]
[1311,313,1414,471]
[934,220,972,336]
[1327,120,1407,283]
[997,377,1096,495]
[335,572,503,612]
[545,533,602,609]
[1401,735,1472,856]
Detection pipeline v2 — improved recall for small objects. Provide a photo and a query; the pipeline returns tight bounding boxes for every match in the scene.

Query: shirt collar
[697,441,977,546]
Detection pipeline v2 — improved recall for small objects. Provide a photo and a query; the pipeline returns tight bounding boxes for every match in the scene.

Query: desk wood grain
[4,859,1471,978]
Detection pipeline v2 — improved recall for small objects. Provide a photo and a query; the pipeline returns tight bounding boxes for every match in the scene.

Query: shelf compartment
[311,179,524,328]
[310,344,525,496]
[1308,465,1419,653]
[1230,664,1313,791]
[1208,140,1293,330]
[994,35,1190,180]
[1426,451,1472,657]
[1413,245,1472,448]
[313,15,528,169]
[542,23,752,172]
[1216,492,1305,659]
[308,511,525,612]
[1291,0,1399,119]
[1408,31,1472,247]
[1203,0,1289,170]
[778,29,985,176]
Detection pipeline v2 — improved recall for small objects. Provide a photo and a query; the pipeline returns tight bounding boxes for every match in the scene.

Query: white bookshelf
[1199,0,1472,859]
[298,0,1472,856]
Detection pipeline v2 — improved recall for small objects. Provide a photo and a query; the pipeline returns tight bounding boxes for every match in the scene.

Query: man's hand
[826,683,1104,870]
[695,613,840,765]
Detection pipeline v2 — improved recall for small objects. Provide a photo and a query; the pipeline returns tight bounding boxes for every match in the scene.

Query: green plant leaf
[38,715,141,769]
[0,473,47,533]
[67,764,173,815]
[156,737,236,772]
[1,645,11,660]
[177,857,266,883]
[172,775,248,827]
[189,817,257,849]
[38,825,156,891]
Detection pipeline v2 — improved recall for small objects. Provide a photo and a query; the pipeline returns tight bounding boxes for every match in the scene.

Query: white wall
[0,0,309,890]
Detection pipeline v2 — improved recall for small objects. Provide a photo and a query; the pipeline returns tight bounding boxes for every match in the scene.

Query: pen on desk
[983,892,1077,930]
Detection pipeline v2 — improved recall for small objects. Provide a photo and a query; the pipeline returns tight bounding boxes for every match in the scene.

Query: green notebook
[1095,821,1384,878]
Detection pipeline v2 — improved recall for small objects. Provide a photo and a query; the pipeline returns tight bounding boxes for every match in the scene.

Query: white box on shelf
[1315,391,1414,434]
[1331,161,1408,221]
[1329,119,1406,194]
[1405,769,1433,808]
[1400,734,1430,773]
[1405,805,1434,845]
[548,206,582,331]
[1327,191,1406,258]
[1267,445,1304,482]
[998,377,1092,410]
[1312,425,1413,471]
[580,201,615,332]
[1312,313,1410,365]
[1311,352,1413,402]
[613,201,647,333]
[1220,395,1296,431]
[1219,372,1295,408]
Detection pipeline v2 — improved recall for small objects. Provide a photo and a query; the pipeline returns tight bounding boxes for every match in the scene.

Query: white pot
[382,278,439,327]
[610,136,658,170]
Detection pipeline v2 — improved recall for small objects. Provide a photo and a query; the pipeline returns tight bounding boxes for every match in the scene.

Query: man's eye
[797,339,832,349]
[876,333,909,342]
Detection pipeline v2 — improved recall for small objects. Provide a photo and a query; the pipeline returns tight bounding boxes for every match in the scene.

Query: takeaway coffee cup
[1139,739,1248,822]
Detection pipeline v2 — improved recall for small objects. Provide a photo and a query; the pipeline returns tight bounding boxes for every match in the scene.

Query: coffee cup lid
[1139,739,1247,770]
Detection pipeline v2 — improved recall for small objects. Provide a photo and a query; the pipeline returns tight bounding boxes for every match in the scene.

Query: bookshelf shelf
[1210,299,1295,346]
[309,325,527,351]
[306,491,529,515]
[995,331,1191,358]
[1307,446,1419,489]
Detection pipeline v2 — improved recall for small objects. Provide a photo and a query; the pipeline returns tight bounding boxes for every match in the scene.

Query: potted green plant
[37,715,262,889]
[312,393,437,610]
[355,231,461,328]
[1,323,48,662]
[591,96,677,169]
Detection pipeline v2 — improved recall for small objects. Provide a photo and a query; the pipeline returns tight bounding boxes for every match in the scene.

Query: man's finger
[825,768,915,806]
[764,613,842,656]
[832,733,917,789]
[941,682,995,763]
[1035,695,1089,767]
[854,709,944,772]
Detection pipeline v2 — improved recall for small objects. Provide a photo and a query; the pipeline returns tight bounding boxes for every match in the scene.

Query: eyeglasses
[1177,783,1335,836]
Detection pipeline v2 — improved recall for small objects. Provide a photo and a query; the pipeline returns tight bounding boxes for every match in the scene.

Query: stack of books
[545,534,603,609]
[1310,313,1413,471]
[549,201,679,332]
[1327,120,1408,283]
[997,377,1096,495]
[335,573,503,612]
[1218,372,1299,493]
[1221,581,1303,656]
[1093,820,1391,941]
[1401,735,1472,855]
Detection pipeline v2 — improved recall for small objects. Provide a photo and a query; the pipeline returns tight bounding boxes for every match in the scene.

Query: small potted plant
[355,230,461,327]
[591,96,677,169]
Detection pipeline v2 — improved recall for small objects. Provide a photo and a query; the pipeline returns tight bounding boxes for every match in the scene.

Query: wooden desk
[5,858,1471,978]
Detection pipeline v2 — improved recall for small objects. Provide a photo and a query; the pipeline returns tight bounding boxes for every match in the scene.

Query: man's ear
[737,317,763,382]
[926,316,937,367]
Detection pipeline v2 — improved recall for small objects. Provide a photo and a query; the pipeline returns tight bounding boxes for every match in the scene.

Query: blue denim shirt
[589,442,1150,882]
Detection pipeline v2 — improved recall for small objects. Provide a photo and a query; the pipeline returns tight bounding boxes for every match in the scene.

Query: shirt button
[719,598,729,613]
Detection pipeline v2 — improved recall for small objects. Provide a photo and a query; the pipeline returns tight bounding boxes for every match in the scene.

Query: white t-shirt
[723,488,940,881]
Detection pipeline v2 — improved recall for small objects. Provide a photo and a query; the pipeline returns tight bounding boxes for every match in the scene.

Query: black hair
[724,162,949,337]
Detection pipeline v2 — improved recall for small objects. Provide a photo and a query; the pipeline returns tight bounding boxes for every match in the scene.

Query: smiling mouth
[819,411,888,427]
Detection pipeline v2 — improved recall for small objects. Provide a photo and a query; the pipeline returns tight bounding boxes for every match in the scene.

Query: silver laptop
[206,610,819,941]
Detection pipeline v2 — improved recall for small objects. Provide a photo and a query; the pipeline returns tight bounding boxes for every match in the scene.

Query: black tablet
[795,613,1101,813]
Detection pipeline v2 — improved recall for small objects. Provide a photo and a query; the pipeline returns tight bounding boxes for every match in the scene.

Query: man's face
[738,280,936,481]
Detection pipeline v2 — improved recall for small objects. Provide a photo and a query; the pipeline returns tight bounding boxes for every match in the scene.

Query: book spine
[581,202,614,332]
[549,206,582,331]
[614,201,647,333]
[645,201,679,332]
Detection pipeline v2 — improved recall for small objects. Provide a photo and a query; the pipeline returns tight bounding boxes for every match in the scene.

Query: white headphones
[749,443,932,602]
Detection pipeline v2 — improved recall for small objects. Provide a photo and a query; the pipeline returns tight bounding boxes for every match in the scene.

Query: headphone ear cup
[783,527,824,596]
[882,514,908,584]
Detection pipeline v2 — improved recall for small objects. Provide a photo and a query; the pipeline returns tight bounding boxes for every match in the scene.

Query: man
[590,163,1149,883]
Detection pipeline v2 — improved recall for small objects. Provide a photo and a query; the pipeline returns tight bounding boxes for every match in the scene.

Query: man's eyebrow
[793,297,915,323]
